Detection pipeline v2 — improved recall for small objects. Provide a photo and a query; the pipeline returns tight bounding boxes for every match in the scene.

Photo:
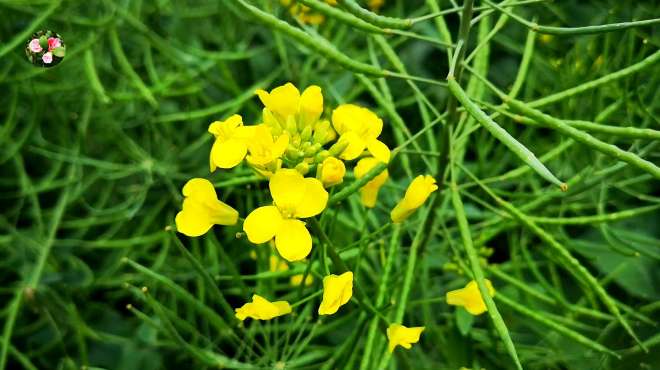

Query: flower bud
[319,157,345,187]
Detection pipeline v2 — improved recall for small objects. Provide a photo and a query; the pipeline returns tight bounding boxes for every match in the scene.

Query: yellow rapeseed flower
[387,324,424,352]
[354,157,388,208]
[332,104,390,163]
[175,178,238,237]
[368,0,385,11]
[390,175,438,223]
[235,294,292,321]
[446,279,496,315]
[243,169,328,261]
[246,124,289,167]
[256,82,323,125]
[318,271,353,315]
[268,254,314,286]
[319,156,346,187]
[208,115,256,171]
[290,274,314,286]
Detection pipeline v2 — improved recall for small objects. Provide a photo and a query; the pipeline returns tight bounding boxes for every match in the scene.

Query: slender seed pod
[506,98,660,180]
[470,177,646,350]
[446,78,566,190]
[484,0,660,35]
[297,0,385,34]
[336,0,412,30]
[496,294,620,358]
[234,0,386,77]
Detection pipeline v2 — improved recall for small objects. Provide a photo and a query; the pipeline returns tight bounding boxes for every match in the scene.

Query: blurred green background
[1,0,659,369]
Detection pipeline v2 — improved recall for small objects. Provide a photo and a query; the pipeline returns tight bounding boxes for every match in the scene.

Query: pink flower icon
[42,52,53,64]
[47,37,61,51]
[29,39,42,53]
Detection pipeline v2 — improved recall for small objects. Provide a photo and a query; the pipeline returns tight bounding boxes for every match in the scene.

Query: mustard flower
[368,0,385,11]
[256,82,323,125]
[268,254,313,286]
[390,175,438,223]
[354,157,389,208]
[387,324,424,352]
[446,279,496,315]
[290,274,314,286]
[235,294,291,321]
[319,156,345,187]
[246,124,289,167]
[175,178,238,237]
[208,115,256,171]
[332,104,390,163]
[243,169,328,261]
[280,0,338,25]
[318,271,353,315]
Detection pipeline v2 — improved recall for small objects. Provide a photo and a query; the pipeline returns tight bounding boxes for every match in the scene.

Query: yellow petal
[175,179,238,237]
[331,104,363,135]
[354,158,389,208]
[274,219,312,262]
[318,271,353,315]
[243,206,283,244]
[387,324,424,352]
[257,83,300,119]
[293,177,328,218]
[299,85,323,124]
[390,175,437,223]
[272,133,289,159]
[175,204,213,237]
[235,294,291,321]
[337,132,367,160]
[208,114,243,139]
[210,138,248,170]
[320,157,346,187]
[446,280,496,316]
[332,104,383,140]
[366,139,391,163]
[269,169,306,213]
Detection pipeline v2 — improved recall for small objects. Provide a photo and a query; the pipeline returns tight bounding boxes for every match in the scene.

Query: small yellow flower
[332,104,390,163]
[175,178,238,237]
[290,274,314,286]
[246,125,289,167]
[243,169,328,261]
[387,324,424,352]
[320,156,345,187]
[208,115,256,171]
[268,254,313,286]
[354,157,388,208]
[367,0,385,11]
[235,294,291,321]
[256,83,323,125]
[318,271,353,315]
[446,280,496,315]
[390,175,438,223]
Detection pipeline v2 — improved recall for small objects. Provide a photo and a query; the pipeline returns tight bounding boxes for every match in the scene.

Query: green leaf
[456,307,474,336]
[52,46,65,58]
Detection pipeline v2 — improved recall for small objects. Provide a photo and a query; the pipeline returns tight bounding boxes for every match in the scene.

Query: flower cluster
[25,30,65,67]
[281,0,386,25]
[174,82,449,354]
